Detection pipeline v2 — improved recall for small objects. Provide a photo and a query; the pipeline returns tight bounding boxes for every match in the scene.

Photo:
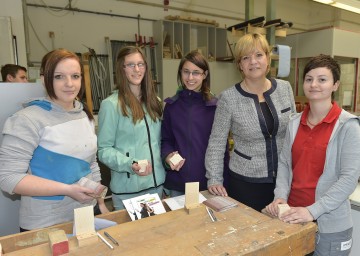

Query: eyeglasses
[123,63,146,69]
[181,69,204,78]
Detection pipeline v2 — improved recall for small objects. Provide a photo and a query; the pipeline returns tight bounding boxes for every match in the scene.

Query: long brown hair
[177,50,212,101]
[115,46,162,123]
[40,49,93,120]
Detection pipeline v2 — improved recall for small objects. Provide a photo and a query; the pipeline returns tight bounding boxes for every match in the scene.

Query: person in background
[139,203,149,219]
[205,33,296,212]
[146,203,155,216]
[0,49,109,232]
[161,50,228,197]
[1,64,28,82]
[266,55,360,256]
[97,46,165,210]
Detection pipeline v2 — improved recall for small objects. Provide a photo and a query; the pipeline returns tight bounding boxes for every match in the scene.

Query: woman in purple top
[161,51,228,197]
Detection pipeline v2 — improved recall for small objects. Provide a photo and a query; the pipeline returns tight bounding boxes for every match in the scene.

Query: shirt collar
[301,102,341,126]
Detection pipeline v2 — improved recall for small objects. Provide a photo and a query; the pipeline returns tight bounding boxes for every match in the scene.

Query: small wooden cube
[48,230,69,256]
[169,153,183,166]
[278,204,291,218]
[137,159,148,173]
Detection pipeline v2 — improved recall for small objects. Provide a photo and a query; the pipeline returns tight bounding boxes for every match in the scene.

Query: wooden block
[169,153,183,166]
[0,242,2,256]
[76,232,98,247]
[278,203,291,218]
[137,159,148,173]
[185,182,200,213]
[185,204,203,214]
[78,177,107,199]
[74,205,97,247]
[48,230,69,256]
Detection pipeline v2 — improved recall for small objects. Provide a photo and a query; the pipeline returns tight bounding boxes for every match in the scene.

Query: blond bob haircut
[234,33,272,78]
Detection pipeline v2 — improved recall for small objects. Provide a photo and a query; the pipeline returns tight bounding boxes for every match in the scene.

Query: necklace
[306,116,319,127]
[129,84,141,100]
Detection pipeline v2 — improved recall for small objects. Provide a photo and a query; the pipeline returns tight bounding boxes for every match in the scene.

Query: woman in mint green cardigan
[97,46,165,210]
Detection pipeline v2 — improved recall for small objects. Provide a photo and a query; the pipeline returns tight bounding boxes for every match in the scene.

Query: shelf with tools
[153,19,234,100]
[153,19,228,62]
[227,16,292,38]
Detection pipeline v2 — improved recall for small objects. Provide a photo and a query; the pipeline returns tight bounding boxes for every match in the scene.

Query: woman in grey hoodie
[266,55,360,256]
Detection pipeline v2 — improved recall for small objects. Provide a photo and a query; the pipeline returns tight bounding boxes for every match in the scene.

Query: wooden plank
[81,53,93,115]
[165,15,219,27]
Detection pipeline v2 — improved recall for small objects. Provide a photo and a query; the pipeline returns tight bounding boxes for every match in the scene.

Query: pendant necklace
[307,116,319,127]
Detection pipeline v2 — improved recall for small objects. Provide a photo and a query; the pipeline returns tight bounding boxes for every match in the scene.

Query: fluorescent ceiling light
[332,2,360,13]
[313,0,335,3]
[313,0,360,14]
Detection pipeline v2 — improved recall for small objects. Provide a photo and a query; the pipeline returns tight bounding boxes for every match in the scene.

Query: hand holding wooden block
[137,159,148,173]
[78,177,107,199]
[169,153,184,166]
[277,203,291,218]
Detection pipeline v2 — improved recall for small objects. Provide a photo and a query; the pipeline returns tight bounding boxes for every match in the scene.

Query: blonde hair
[234,33,272,77]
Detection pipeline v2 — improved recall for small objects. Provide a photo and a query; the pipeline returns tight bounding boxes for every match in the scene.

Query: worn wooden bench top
[1,192,316,255]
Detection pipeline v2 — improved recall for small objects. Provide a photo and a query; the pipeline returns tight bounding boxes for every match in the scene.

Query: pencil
[206,207,216,222]
[97,232,114,250]
[104,231,119,246]
[208,208,218,221]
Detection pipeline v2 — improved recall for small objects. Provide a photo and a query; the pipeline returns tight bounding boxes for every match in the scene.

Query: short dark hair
[303,54,340,83]
[1,64,27,81]
[303,54,340,100]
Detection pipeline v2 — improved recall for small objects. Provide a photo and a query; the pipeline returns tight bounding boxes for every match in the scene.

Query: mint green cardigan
[97,91,165,194]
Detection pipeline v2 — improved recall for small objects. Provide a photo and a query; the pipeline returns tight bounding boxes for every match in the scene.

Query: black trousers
[228,176,275,212]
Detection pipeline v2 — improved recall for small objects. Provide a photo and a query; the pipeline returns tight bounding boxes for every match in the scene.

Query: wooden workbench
[1,196,316,256]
